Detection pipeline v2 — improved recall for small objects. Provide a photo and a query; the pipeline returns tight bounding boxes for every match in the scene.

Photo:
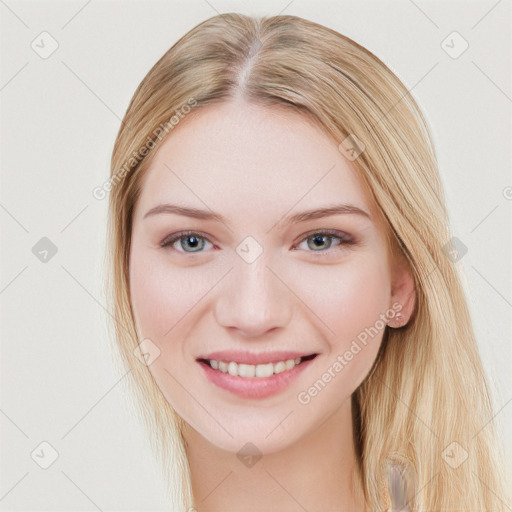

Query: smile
[197,353,318,399]
[204,355,316,378]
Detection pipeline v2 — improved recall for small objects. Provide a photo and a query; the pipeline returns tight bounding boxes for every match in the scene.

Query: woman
[105,13,507,511]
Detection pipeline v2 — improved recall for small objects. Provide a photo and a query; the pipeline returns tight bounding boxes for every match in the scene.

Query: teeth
[273,361,286,374]
[208,357,303,378]
[227,361,237,376]
[255,362,273,378]
[238,363,256,378]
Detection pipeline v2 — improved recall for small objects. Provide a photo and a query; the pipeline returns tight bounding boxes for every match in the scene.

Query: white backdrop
[1,0,511,509]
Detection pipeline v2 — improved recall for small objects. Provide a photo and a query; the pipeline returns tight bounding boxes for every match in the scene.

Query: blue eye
[294,230,355,254]
[159,230,355,254]
[160,231,214,253]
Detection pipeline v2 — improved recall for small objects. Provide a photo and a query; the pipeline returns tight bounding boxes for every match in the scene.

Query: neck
[183,398,365,512]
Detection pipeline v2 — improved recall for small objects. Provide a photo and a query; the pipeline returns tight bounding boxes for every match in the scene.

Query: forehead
[134,100,374,224]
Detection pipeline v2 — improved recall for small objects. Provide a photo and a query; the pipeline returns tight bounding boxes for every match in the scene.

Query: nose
[213,256,293,338]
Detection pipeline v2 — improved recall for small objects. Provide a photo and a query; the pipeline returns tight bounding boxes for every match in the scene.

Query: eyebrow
[142,203,371,226]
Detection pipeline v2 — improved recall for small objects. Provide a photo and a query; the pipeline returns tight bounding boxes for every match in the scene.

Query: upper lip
[197,350,317,365]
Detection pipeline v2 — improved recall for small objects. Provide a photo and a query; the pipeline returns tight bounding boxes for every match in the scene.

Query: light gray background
[1,0,511,510]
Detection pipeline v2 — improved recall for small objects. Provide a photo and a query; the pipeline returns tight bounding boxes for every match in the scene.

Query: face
[129,100,404,454]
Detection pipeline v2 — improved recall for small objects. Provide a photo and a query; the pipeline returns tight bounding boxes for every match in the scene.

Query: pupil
[185,236,200,250]
[310,235,329,250]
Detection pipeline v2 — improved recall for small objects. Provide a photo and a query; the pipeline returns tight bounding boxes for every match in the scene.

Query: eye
[159,231,214,253]
[293,230,355,254]
[159,229,356,255]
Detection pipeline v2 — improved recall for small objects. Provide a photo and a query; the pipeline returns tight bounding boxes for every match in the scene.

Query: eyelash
[159,229,356,256]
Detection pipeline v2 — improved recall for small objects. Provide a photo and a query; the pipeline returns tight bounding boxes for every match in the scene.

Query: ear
[388,257,416,328]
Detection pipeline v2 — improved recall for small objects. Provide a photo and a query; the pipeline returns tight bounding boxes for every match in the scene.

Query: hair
[105,13,508,511]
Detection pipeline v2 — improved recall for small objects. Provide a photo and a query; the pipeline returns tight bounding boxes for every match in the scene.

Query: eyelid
[159,230,215,251]
[159,229,356,254]
[293,228,354,245]
[292,229,356,255]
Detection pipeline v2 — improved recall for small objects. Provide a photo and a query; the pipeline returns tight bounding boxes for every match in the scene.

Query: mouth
[196,352,319,399]
[197,353,318,378]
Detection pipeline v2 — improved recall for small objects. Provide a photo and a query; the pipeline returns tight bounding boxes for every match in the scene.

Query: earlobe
[388,261,416,329]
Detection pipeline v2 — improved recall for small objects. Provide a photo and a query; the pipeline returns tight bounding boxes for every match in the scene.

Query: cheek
[130,255,173,341]
[129,248,214,342]
[293,260,390,413]
[292,255,391,341]
[291,255,390,387]
[128,248,214,412]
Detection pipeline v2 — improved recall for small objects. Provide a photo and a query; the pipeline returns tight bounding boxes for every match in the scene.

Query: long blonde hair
[105,13,507,511]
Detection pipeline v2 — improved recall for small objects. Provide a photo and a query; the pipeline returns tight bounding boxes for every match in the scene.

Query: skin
[129,99,415,512]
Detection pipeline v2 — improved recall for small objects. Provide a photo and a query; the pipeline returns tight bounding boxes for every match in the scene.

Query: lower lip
[198,358,316,399]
